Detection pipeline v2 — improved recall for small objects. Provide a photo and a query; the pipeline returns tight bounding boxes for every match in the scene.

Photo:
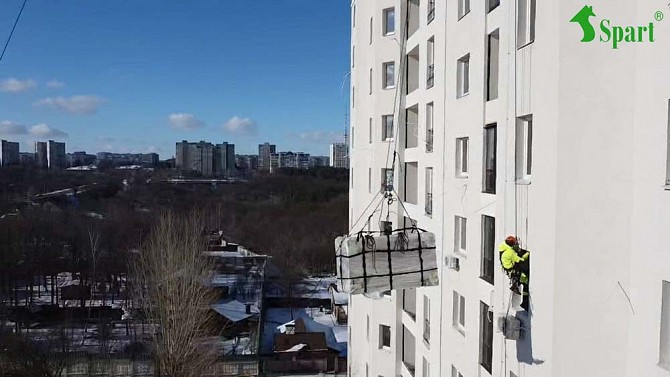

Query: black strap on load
[386,232,393,290]
[417,231,425,286]
[361,234,368,293]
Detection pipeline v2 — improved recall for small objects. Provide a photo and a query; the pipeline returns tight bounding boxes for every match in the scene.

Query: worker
[499,235,530,296]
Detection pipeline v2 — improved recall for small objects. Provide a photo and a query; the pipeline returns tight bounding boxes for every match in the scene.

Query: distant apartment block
[236,154,259,171]
[258,142,276,171]
[269,151,311,172]
[309,155,330,168]
[34,142,48,168]
[95,152,158,167]
[329,143,348,168]
[0,140,20,167]
[176,140,236,177]
[46,140,66,169]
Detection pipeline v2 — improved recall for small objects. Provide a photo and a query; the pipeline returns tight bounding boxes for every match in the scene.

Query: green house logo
[570,5,661,49]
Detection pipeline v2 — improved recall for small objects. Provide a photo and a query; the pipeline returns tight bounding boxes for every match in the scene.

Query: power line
[0,0,28,64]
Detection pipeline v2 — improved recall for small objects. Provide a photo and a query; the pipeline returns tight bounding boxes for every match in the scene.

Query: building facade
[348,1,670,377]
[0,140,20,167]
[35,142,48,168]
[46,140,66,169]
[258,142,276,171]
[330,143,349,168]
[309,155,331,168]
[175,140,235,176]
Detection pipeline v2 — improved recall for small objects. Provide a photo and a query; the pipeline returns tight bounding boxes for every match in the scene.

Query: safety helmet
[505,235,517,246]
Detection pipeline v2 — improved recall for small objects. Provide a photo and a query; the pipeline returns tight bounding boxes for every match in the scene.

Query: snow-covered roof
[211,300,259,323]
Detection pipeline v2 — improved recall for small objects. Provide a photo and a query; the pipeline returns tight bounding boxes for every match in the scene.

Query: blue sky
[0,0,351,157]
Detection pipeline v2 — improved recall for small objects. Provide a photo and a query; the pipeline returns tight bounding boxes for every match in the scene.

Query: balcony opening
[406,46,420,94]
[426,102,434,152]
[407,0,420,38]
[402,325,416,375]
[486,30,500,101]
[427,37,435,89]
[425,167,433,216]
[404,162,418,205]
[403,288,417,318]
[405,105,419,149]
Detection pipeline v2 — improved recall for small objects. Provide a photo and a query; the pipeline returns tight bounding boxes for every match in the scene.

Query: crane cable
[0,0,28,64]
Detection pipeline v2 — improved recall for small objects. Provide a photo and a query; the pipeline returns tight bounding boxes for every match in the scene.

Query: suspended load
[335,229,439,295]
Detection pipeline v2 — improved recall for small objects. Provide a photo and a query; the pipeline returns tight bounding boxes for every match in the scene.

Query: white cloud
[46,80,65,89]
[29,123,68,138]
[168,113,204,130]
[0,78,37,93]
[145,146,161,153]
[0,120,28,135]
[297,131,342,144]
[34,95,103,115]
[222,116,258,136]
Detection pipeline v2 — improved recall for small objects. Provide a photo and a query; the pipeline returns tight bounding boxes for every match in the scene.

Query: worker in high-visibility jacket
[499,235,530,295]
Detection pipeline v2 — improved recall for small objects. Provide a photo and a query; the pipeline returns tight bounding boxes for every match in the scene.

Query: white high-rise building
[348,1,670,377]
[330,142,349,168]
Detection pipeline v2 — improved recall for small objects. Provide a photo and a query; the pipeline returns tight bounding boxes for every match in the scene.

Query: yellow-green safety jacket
[498,242,529,270]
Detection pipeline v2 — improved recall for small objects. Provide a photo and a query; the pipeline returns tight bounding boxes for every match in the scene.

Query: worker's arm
[520,248,530,261]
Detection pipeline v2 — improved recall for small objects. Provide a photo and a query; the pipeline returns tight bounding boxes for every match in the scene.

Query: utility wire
[0,0,28,64]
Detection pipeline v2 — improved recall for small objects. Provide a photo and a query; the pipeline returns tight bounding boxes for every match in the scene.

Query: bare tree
[131,211,217,377]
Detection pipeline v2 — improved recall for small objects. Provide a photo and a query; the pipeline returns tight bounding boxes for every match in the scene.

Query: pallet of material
[335,230,439,295]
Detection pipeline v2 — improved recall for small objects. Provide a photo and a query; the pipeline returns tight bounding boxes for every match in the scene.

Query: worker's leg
[516,258,530,279]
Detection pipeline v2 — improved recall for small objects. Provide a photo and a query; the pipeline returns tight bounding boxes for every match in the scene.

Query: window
[480,301,493,373]
[407,0,419,37]
[456,137,469,177]
[403,288,417,318]
[517,0,536,48]
[510,372,518,377]
[483,124,497,194]
[451,365,464,377]
[425,168,433,216]
[352,86,355,108]
[516,115,533,181]
[383,8,395,35]
[486,30,500,101]
[666,100,669,186]
[382,168,394,192]
[379,324,391,348]
[454,216,467,253]
[458,0,470,19]
[660,281,670,370]
[427,0,435,23]
[457,54,470,97]
[402,325,416,373]
[427,38,435,88]
[423,357,430,377]
[488,0,500,12]
[406,105,419,148]
[369,68,373,94]
[369,117,373,144]
[382,115,394,141]
[352,126,355,149]
[481,216,495,284]
[452,291,466,333]
[352,46,355,67]
[404,162,418,205]
[383,62,395,88]
[368,168,372,193]
[407,46,420,94]
[366,363,369,377]
[426,103,434,152]
[352,5,356,27]
[366,315,370,341]
[423,295,430,343]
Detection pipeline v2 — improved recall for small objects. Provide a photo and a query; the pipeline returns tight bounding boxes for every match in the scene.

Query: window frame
[486,30,500,101]
[423,295,431,343]
[383,61,396,89]
[455,137,469,178]
[426,102,434,152]
[382,115,394,141]
[379,324,391,349]
[516,115,533,182]
[383,7,396,36]
[458,0,471,20]
[660,280,670,370]
[452,291,466,334]
[483,124,497,194]
[488,0,501,13]
[427,0,436,24]
[517,0,536,49]
[479,301,493,373]
[457,54,470,98]
[454,216,467,254]
[425,167,433,216]
[481,215,495,284]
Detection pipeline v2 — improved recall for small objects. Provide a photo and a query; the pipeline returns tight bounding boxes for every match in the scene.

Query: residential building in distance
[175,140,235,177]
[67,152,97,167]
[309,155,330,168]
[19,152,34,166]
[0,140,20,167]
[347,1,670,377]
[329,143,348,168]
[236,154,259,172]
[95,152,158,167]
[34,142,48,168]
[258,142,276,171]
[46,140,66,169]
